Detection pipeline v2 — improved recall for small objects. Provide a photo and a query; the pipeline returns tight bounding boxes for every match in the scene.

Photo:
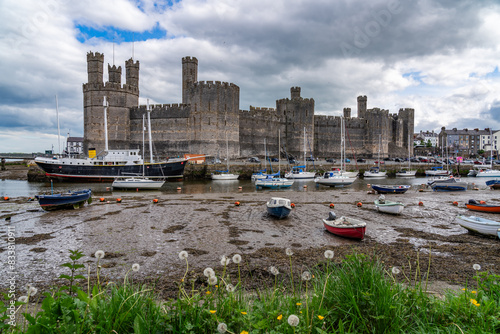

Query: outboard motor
[328,211,337,221]
[468,199,479,205]
[378,194,385,203]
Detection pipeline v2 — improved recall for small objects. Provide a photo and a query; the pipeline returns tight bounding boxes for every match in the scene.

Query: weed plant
[1,249,499,333]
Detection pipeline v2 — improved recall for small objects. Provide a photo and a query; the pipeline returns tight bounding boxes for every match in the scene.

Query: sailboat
[315,117,357,187]
[396,133,417,177]
[211,132,239,180]
[251,138,280,181]
[364,134,387,178]
[477,129,500,177]
[112,101,166,189]
[425,136,450,177]
[285,127,316,179]
[255,130,294,189]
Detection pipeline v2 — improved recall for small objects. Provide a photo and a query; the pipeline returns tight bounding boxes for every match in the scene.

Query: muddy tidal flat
[1,178,500,298]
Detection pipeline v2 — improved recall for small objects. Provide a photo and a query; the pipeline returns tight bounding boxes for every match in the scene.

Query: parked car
[210,158,222,164]
[474,160,483,165]
[248,157,261,163]
[270,157,279,162]
[306,157,315,161]
[345,159,351,163]
[394,158,403,162]
[288,158,297,164]
[326,158,336,163]
[374,160,385,164]
[356,158,366,163]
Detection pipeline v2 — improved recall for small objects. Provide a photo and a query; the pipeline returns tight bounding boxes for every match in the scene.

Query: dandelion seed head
[27,286,38,296]
[301,271,312,281]
[232,254,242,264]
[208,275,218,286]
[18,296,28,303]
[95,250,105,259]
[285,248,294,256]
[392,267,401,275]
[217,322,227,333]
[204,267,215,278]
[132,263,140,272]
[287,314,299,327]
[269,266,279,276]
[220,255,231,266]
[226,284,235,293]
[179,251,188,260]
[324,250,334,259]
[473,264,481,271]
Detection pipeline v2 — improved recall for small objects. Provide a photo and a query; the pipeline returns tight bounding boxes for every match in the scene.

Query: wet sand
[2,182,500,298]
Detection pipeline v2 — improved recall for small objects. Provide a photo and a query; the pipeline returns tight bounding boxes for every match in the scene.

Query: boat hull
[35,189,92,211]
[211,173,239,180]
[371,184,410,194]
[455,215,500,237]
[256,178,294,189]
[363,171,387,178]
[465,203,500,213]
[486,180,500,189]
[266,206,291,219]
[314,176,356,187]
[112,178,165,189]
[323,218,366,240]
[374,200,404,214]
[35,159,186,182]
[284,171,316,179]
[476,170,500,177]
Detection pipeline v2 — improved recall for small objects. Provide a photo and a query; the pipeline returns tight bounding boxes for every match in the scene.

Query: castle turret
[87,51,104,84]
[108,64,122,84]
[357,95,367,119]
[125,58,139,87]
[291,87,301,99]
[182,56,198,104]
[343,107,351,118]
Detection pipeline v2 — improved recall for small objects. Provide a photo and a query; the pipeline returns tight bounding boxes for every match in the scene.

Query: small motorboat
[425,166,451,176]
[251,170,280,181]
[255,176,294,189]
[314,171,357,187]
[112,177,165,189]
[374,195,404,215]
[363,166,387,178]
[429,177,467,191]
[371,184,410,194]
[455,215,500,237]
[266,197,292,219]
[465,199,500,213]
[211,170,239,180]
[395,168,416,177]
[323,211,366,240]
[284,166,316,179]
[35,189,92,211]
[486,179,500,190]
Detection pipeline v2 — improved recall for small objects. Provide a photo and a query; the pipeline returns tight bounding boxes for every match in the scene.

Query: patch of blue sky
[402,71,424,83]
[137,0,180,13]
[469,66,499,79]
[75,23,166,43]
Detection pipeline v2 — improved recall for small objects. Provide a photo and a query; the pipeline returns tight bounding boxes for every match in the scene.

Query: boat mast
[55,95,61,155]
[142,114,145,176]
[264,137,267,171]
[490,128,493,169]
[226,132,230,171]
[278,130,281,175]
[378,134,381,169]
[303,127,306,168]
[147,99,153,163]
[103,96,109,152]
[341,117,344,173]
[408,133,411,170]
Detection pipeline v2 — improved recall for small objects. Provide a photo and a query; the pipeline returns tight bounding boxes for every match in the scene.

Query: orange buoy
[153,198,159,203]
[99,197,105,202]
[116,198,122,203]
[418,201,424,206]
[177,187,182,191]
[235,201,240,206]
[418,189,424,192]
[473,188,479,191]
[291,203,295,208]
[3,196,9,201]
[367,184,371,188]
[480,200,486,204]
[452,201,458,206]
[238,186,242,190]
[329,203,335,208]
[356,202,362,207]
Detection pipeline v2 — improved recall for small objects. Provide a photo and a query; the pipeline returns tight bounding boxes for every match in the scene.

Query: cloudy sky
[1,0,500,153]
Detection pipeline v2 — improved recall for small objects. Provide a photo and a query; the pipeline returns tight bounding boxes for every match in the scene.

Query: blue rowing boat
[266,197,292,219]
[35,189,92,211]
[371,184,410,194]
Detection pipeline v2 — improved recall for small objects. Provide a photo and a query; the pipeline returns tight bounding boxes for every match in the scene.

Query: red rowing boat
[465,199,500,213]
[323,212,366,240]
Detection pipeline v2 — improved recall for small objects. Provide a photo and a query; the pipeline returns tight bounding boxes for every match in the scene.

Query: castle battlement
[87,51,104,61]
[182,56,198,63]
[276,97,314,104]
[193,81,239,89]
[249,106,277,112]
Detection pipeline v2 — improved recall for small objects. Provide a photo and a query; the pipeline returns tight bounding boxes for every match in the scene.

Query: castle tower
[357,95,367,119]
[343,107,351,118]
[291,87,301,99]
[108,64,122,84]
[182,56,198,104]
[87,51,104,84]
[125,58,139,88]
[83,52,139,155]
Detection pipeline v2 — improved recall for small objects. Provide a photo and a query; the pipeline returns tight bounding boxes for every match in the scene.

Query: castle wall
[239,107,282,158]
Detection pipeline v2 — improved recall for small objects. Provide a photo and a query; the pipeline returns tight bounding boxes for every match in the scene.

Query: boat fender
[367,184,371,188]
[116,198,122,203]
[357,202,363,207]
[479,200,486,204]
[418,201,424,206]
[418,189,424,192]
[235,201,240,206]
[291,203,295,208]
[153,199,159,203]
[452,201,458,206]
[329,203,335,208]
[238,187,242,190]
[99,197,105,202]
[3,196,9,201]
[177,187,182,191]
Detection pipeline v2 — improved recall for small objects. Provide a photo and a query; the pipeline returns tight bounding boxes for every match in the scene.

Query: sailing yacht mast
[303,127,307,168]
[341,117,344,174]
[278,130,281,175]
[147,99,153,163]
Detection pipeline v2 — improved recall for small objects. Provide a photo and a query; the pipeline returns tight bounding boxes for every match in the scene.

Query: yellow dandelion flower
[318,315,325,320]
[296,302,302,306]
[470,299,480,307]
[240,331,249,334]
[206,291,211,295]
[277,314,283,320]
[210,310,216,314]
[461,288,466,291]
[472,290,477,294]
[241,311,247,315]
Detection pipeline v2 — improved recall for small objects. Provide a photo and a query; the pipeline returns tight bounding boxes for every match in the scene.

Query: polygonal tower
[357,95,367,119]
[182,56,198,104]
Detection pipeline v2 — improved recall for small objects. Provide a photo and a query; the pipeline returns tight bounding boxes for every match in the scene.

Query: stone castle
[83,52,414,160]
